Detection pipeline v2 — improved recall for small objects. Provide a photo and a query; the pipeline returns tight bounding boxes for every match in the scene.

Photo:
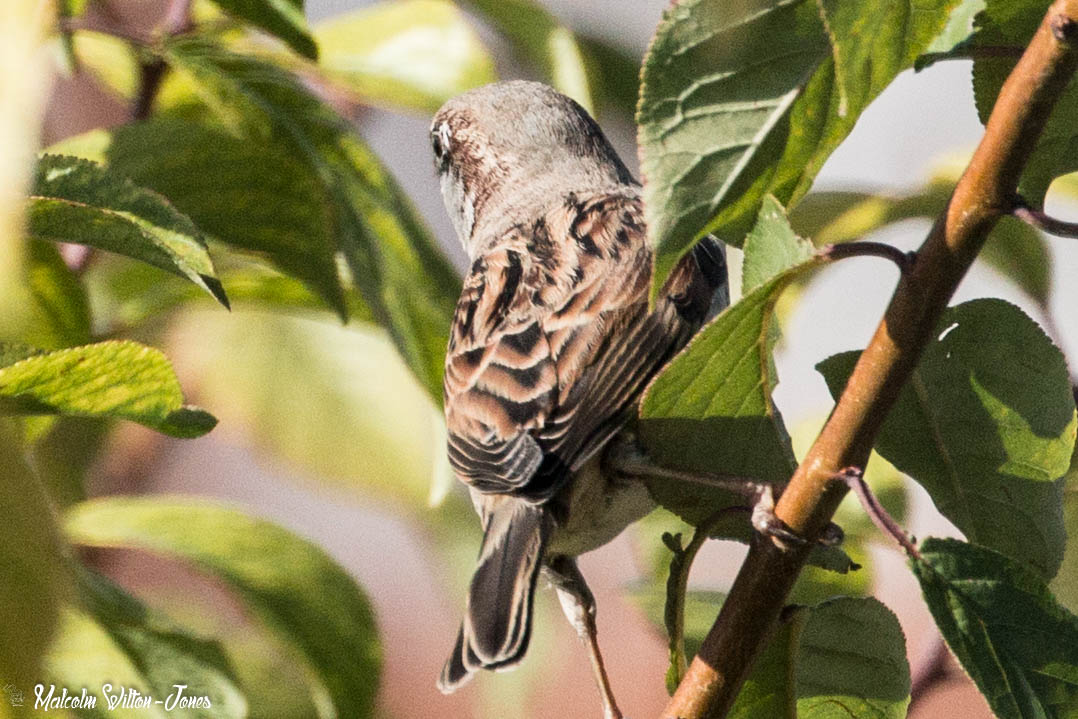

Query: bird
[431,80,728,718]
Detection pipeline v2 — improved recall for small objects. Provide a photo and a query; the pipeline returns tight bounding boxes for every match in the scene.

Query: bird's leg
[604,434,843,550]
[543,556,623,719]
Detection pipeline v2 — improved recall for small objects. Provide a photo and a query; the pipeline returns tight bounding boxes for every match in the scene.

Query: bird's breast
[545,451,656,557]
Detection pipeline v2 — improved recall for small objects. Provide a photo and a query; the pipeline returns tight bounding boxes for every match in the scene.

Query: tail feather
[438,501,548,693]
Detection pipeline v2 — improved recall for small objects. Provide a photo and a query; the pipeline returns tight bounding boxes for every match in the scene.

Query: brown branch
[1013,198,1078,238]
[133,0,192,121]
[660,3,1078,717]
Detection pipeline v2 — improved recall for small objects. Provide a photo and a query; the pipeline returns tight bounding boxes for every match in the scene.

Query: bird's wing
[444,191,724,502]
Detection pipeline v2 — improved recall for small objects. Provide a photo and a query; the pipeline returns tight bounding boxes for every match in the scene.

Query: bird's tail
[438,500,549,692]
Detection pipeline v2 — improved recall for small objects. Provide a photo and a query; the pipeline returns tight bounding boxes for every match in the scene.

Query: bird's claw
[751,485,843,550]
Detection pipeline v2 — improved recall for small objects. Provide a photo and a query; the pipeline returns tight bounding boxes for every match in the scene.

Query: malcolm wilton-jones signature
[23,683,214,711]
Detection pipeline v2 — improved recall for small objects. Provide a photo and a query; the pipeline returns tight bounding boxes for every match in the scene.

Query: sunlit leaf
[461,0,594,113]
[916,0,986,67]
[1052,447,1078,614]
[64,29,140,99]
[66,497,382,718]
[28,154,229,308]
[914,538,1078,719]
[0,340,217,438]
[819,299,1077,578]
[169,309,440,506]
[0,0,54,325]
[639,0,961,291]
[316,0,496,114]
[208,0,317,59]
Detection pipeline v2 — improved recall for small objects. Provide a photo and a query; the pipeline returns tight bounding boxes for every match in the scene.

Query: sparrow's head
[431,81,633,258]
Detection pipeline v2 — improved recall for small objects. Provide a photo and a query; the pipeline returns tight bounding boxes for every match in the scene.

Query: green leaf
[730,597,910,718]
[639,0,961,291]
[65,497,382,718]
[631,586,909,716]
[208,0,317,59]
[969,0,1078,207]
[639,197,820,525]
[28,416,109,508]
[23,239,92,348]
[28,154,229,308]
[50,118,349,319]
[161,37,460,401]
[1052,447,1078,614]
[818,0,964,118]
[638,0,828,287]
[916,0,986,67]
[0,340,218,438]
[0,420,67,691]
[47,566,248,718]
[818,299,1077,578]
[915,538,1078,719]
[461,0,594,113]
[315,0,496,114]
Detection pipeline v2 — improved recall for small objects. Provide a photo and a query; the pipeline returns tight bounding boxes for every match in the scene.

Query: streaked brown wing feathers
[445,191,721,500]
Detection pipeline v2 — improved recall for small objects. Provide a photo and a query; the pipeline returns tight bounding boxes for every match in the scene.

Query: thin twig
[832,467,921,560]
[133,0,192,121]
[821,241,915,272]
[664,508,746,687]
[1012,198,1078,238]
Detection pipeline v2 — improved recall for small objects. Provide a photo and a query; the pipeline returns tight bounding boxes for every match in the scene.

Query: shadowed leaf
[640,197,819,525]
[45,567,246,718]
[28,154,229,308]
[208,0,317,59]
[50,119,348,318]
[915,538,1078,719]
[819,299,1076,578]
[66,497,381,718]
[161,37,459,401]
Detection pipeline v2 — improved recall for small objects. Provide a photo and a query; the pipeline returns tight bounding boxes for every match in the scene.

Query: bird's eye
[432,122,452,166]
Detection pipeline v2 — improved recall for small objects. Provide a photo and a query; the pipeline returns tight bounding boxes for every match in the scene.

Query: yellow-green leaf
[0,340,217,438]
[316,0,496,114]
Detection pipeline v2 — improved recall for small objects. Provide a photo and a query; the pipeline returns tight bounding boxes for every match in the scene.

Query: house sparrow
[432,81,728,717]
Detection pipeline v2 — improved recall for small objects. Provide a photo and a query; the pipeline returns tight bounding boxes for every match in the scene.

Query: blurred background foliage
[0,0,1076,718]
